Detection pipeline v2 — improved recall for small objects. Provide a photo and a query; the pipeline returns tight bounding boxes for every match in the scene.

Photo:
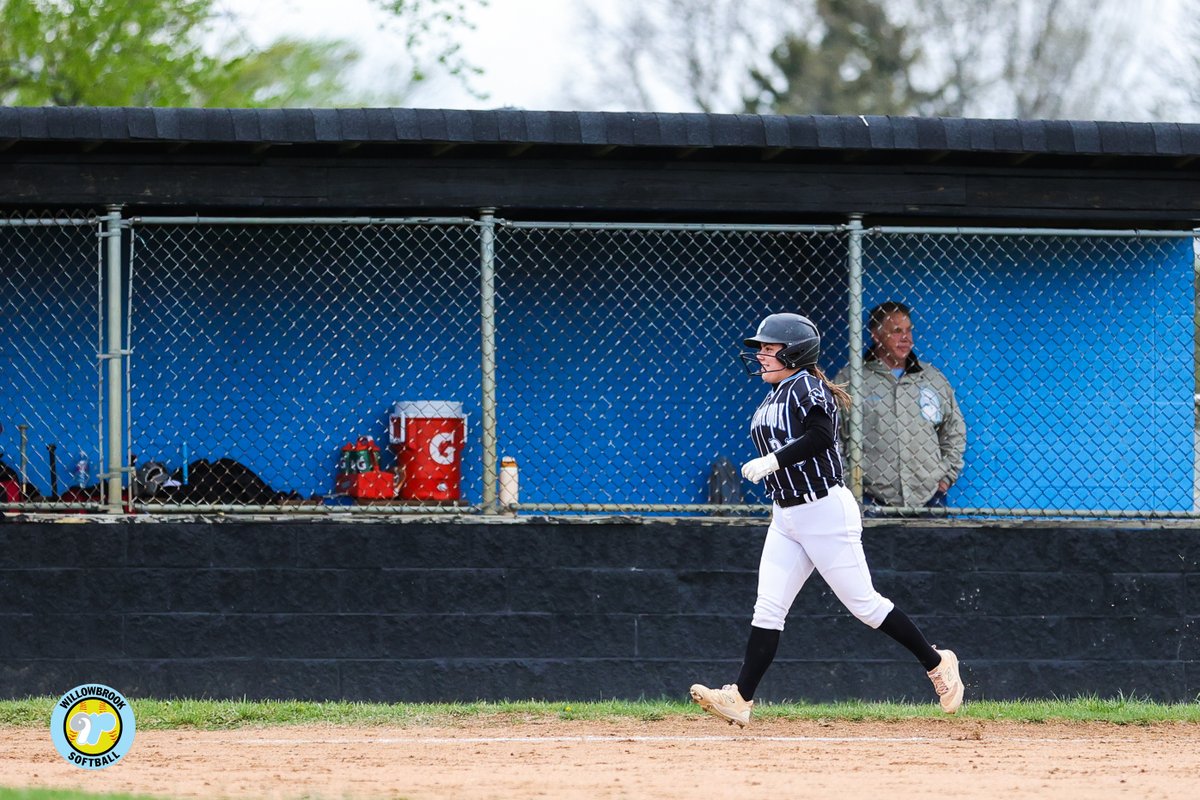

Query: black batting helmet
[740,313,821,375]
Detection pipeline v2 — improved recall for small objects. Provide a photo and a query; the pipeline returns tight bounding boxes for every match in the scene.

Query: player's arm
[741,408,835,482]
[773,407,835,467]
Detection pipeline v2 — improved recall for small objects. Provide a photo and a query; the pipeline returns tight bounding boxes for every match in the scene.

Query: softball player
[689,313,964,726]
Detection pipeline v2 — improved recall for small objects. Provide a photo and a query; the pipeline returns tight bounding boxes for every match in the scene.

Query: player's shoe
[927,648,964,714]
[689,683,753,727]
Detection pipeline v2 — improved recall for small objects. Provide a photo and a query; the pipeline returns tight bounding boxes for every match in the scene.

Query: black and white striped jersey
[749,370,844,502]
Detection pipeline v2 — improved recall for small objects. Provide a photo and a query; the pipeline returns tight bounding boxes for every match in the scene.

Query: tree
[370,0,484,90]
[0,0,484,107]
[905,0,1145,120]
[1158,0,1200,123]
[576,0,1165,120]
[744,0,932,115]
[571,0,802,113]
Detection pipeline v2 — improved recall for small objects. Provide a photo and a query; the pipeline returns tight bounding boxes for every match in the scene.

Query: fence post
[103,205,125,513]
[846,214,864,500]
[479,208,499,512]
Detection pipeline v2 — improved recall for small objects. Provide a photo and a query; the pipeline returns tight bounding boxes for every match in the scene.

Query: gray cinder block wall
[1,520,1196,702]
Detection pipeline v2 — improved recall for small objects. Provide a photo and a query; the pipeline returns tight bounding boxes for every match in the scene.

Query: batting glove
[741,453,779,483]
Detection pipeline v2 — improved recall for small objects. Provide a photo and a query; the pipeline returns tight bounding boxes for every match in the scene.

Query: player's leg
[794,486,893,627]
[740,516,815,697]
[691,516,814,726]
[797,485,964,713]
[875,608,963,711]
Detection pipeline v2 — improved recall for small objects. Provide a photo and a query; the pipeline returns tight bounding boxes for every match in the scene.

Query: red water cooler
[389,400,466,501]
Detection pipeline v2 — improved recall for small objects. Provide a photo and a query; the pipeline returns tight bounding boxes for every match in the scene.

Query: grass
[3,695,1200,729]
[0,792,160,800]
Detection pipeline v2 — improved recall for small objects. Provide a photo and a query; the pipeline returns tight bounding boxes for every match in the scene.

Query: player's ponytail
[810,365,852,410]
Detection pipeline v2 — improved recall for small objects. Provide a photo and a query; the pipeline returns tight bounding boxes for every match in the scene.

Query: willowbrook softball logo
[50,684,136,769]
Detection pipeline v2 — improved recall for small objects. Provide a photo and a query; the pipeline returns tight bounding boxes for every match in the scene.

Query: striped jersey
[750,370,844,502]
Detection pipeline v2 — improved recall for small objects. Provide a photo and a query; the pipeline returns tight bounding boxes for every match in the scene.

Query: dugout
[0,108,1196,515]
[2,109,1200,703]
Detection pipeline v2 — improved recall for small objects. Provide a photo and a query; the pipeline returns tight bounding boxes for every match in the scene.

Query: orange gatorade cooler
[389,400,466,501]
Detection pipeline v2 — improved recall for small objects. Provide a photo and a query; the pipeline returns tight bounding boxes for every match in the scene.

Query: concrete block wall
[0,520,1196,702]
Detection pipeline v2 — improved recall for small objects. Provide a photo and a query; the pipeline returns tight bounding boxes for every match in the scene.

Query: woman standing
[689,313,963,726]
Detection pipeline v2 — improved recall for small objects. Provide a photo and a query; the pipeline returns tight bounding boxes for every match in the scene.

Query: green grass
[0,791,160,800]
[3,695,1199,729]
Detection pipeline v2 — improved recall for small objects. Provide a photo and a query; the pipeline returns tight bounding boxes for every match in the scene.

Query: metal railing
[0,209,1194,520]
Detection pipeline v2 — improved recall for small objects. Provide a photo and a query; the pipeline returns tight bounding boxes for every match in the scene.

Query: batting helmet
[740,313,821,375]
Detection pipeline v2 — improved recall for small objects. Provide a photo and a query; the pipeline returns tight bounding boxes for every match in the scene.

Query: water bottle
[72,449,90,489]
[499,456,519,514]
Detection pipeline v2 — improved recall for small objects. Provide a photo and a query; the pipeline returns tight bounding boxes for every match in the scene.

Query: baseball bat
[16,423,28,498]
[48,443,58,500]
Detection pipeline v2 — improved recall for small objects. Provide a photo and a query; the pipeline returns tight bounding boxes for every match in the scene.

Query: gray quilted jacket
[833,352,966,506]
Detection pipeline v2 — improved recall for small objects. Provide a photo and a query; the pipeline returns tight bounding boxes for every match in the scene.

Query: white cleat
[927,648,964,714]
[689,683,753,727]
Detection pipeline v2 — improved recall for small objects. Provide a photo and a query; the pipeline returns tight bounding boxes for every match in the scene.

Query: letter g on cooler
[429,431,456,466]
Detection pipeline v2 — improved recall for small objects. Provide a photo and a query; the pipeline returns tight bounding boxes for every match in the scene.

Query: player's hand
[741,453,779,483]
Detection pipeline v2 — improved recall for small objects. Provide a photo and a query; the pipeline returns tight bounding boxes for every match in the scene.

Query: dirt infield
[3,717,1198,799]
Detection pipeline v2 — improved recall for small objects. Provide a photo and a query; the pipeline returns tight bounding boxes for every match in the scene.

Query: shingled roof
[2,106,1199,160]
[4,107,1200,224]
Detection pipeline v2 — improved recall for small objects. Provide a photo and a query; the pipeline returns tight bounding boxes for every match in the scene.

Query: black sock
[877,608,941,671]
[734,626,780,701]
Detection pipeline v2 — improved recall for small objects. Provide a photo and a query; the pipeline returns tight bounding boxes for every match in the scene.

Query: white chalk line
[243,735,930,745]
[237,734,1128,746]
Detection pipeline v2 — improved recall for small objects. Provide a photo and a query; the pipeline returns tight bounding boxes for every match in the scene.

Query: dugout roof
[2,106,1200,226]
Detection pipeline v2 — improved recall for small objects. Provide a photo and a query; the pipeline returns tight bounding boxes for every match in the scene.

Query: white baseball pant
[751,484,894,630]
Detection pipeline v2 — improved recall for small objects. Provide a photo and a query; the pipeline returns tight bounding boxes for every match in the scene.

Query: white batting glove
[741,453,779,483]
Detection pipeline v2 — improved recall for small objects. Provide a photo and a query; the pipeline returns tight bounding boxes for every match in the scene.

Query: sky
[236,0,586,111]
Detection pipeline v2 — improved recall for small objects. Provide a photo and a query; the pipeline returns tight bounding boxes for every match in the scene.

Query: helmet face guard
[739,350,779,376]
[739,313,821,376]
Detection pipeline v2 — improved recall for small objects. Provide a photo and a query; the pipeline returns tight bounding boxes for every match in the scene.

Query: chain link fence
[0,212,1194,519]
[494,223,846,511]
[855,230,1195,517]
[125,218,483,511]
[0,212,106,511]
